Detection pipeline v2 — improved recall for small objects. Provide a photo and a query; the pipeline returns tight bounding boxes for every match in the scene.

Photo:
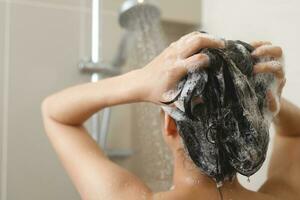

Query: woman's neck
[171,148,240,191]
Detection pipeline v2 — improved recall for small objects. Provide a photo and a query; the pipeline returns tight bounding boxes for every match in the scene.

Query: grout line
[1,0,10,199]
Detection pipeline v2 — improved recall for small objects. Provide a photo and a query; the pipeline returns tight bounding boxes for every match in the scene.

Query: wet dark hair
[163,40,275,185]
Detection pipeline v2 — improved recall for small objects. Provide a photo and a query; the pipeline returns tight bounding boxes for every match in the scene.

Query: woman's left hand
[138,32,225,104]
[251,41,286,114]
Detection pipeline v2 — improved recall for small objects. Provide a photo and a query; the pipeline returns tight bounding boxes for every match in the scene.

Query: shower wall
[202,0,300,191]
[0,1,89,199]
[0,0,131,199]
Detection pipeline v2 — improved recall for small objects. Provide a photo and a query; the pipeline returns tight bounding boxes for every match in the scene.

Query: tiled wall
[0,0,133,199]
[202,0,300,191]
[0,0,89,199]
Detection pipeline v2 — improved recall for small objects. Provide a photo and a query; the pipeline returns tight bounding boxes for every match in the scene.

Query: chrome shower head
[119,0,161,30]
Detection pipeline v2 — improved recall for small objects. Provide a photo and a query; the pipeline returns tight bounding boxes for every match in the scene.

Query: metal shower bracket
[78,0,133,159]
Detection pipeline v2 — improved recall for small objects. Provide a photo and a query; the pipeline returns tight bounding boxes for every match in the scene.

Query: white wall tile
[6,3,91,199]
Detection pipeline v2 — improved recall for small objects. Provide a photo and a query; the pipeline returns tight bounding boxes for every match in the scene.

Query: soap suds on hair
[161,39,279,187]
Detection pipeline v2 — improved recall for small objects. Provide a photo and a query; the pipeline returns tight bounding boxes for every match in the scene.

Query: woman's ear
[164,113,179,137]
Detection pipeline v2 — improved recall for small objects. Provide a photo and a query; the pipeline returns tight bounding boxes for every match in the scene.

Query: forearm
[274,98,300,137]
[42,69,144,126]
[41,33,226,126]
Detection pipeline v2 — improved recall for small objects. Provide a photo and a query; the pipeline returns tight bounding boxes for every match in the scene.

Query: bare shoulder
[259,135,300,200]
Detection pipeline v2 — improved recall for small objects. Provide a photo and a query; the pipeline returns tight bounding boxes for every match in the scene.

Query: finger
[266,90,278,113]
[179,31,199,41]
[183,53,210,71]
[169,32,200,48]
[252,45,283,58]
[253,61,284,79]
[250,41,272,48]
[180,35,225,58]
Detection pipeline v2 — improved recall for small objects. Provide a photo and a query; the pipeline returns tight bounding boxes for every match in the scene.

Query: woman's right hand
[138,32,225,104]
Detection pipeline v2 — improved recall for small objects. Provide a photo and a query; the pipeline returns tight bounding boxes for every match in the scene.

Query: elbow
[41,95,81,127]
[41,96,54,137]
[41,96,54,120]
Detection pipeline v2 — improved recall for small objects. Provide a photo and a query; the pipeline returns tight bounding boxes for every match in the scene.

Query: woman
[42,32,300,200]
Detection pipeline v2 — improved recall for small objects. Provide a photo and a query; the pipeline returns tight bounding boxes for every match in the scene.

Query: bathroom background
[0,0,299,199]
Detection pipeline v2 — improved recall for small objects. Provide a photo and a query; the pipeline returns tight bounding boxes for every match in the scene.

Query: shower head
[119,0,161,30]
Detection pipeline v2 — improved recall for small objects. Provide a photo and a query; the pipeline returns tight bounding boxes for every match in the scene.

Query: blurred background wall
[0,0,299,199]
[0,1,91,199]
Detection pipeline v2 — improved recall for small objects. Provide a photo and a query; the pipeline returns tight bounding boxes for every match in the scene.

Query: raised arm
[43,69,144,126]
[42,70,152,200]
[273,99,300,137]
[251,42,300,198]
[260,99,300,199]
[41,32,224,200]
